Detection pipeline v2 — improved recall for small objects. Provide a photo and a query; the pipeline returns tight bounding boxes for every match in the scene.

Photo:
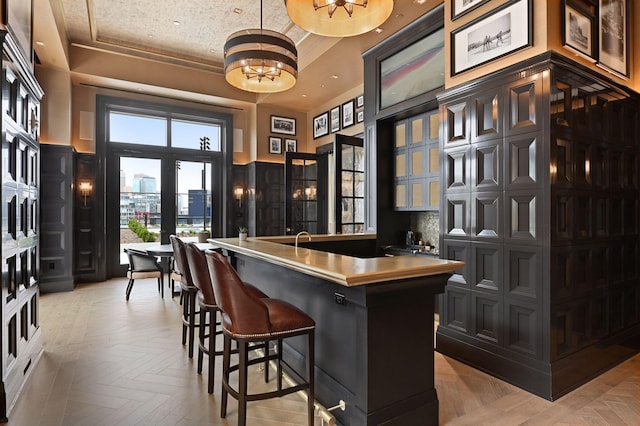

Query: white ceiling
[34,0,437,111]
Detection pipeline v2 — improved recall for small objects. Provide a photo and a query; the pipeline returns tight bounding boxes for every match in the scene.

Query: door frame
[96,95,234,279]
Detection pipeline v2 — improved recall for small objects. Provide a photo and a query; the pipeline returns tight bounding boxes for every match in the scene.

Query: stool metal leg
[197,308,205,374]
[188,291,196,358]
[307,330,315,426]
[207,309,216,394]
[221,334,231,418]
[238,341,249,426]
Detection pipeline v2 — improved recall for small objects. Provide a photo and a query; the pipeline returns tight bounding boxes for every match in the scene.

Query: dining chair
[205,250,315,426]
[123,248,164,300]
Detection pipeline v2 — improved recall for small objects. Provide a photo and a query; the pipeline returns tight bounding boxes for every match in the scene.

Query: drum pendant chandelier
[224,0,298,93]
[285,0,394,37]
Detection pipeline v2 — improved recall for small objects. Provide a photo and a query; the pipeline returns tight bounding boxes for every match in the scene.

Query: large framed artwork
[562,1,596,61]
[451,0,491,20]
[379,27,445,110]
[597,0,628,78]
[451,0,532,76]
[3,0,33,63]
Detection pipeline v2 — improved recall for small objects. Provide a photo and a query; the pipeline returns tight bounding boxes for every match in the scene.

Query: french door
[106,149,220,276]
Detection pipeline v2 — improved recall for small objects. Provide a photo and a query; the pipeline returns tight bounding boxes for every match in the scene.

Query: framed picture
[269,136,282,154]
[356,95,364,108]
[562,1,595,61]
[285,138,297,153]
[380,27,445,110]
[342,100,355,128]
[3,0,33,62]
[356,110,364,123]
[451,0,533,76]
[313,112,329,139]
[597,0,628,78]
[270,115,296,135]
[330,106,340,133]
[452,0,490,20]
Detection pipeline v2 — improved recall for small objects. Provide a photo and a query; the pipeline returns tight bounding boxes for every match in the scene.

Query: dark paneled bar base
[436,52,640,401]
[229,252,447,426]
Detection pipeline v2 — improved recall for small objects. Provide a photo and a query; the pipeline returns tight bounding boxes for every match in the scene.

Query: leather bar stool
[169,235,199,359]
[184,243,270,394]
[205,250,315,426]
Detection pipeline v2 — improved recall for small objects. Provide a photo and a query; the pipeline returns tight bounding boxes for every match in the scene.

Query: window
[109,111,166,146]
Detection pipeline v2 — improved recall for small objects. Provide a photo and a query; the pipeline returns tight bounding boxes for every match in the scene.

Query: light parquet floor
[6,278,640,426]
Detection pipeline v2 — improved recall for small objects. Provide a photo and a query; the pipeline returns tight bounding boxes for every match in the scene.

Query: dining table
[145,242,219,296]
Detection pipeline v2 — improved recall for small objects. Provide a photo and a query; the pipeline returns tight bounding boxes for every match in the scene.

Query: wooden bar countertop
[209,234,464,287]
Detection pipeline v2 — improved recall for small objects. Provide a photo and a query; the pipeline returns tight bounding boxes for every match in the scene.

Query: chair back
[205,250,270,336]
[124,248,161,272]
[169,235,192,285]
[184,243,215,303]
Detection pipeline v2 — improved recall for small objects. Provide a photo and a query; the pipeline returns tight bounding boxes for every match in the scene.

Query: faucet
[295,231,311,248]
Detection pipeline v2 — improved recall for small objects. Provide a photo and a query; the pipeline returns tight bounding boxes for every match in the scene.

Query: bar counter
[210,235,463,426]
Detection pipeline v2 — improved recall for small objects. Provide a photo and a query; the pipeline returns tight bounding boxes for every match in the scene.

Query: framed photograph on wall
[342,99,355,128]
[562,1,595,61]
[451,0,490,20]
[269,136,282,154]
[356,94,364,108]
[313,112,329,139]
[597,0,628,78]
[270,115,296,135]
[356,110,364,123]
[285,138,297,153]
[451,0,533,76]
[330,106,340,133]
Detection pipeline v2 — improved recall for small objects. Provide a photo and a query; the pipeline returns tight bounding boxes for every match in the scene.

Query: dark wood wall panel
[40,145,74,293]
[472,140,501,190]
[437,53,640,401]
[505,134,541,189]
[0,29,43,421]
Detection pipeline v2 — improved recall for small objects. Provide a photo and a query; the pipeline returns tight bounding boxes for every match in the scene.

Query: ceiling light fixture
[224,0,297,93]
[284,0,394,37]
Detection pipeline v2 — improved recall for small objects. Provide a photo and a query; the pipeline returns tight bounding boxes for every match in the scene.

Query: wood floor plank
[5,277,639,425]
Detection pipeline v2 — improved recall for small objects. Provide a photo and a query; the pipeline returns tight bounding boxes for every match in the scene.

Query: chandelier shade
[285,0,394,37]
[224,29,298,93]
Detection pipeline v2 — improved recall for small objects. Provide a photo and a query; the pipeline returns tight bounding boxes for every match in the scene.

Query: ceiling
[33,0,437,112]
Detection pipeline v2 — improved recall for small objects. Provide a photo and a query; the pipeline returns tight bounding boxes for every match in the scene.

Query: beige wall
[36,67,72,146]
[255,104,308,163]
[307,84,365,149]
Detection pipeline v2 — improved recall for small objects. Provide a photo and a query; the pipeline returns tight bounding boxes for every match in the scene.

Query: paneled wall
[0,30,43,420]
[39,144,74,292]
[245,162,284,237]
[436,52,640,400]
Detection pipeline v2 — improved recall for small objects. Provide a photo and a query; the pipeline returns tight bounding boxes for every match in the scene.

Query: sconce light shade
[224,29,298,93]
[285,0,394,37]
[79,180,93,206]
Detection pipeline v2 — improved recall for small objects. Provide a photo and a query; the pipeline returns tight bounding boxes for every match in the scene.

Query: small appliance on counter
[405,230,416,246]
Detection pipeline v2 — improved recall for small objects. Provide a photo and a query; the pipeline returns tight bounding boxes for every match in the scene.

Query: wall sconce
[79,180,92,206]
[234,187,244,208]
